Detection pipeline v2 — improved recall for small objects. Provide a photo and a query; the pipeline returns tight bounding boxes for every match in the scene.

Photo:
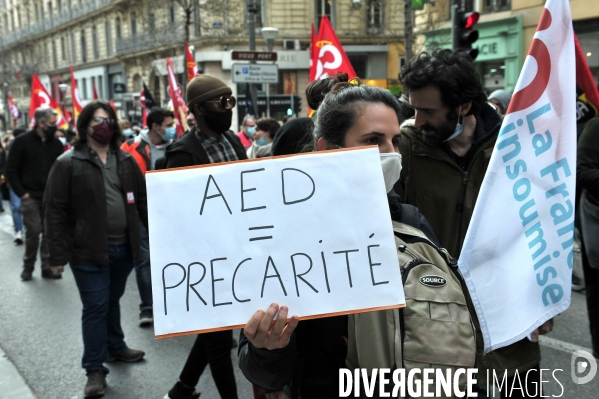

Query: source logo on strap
[419,275,447,287]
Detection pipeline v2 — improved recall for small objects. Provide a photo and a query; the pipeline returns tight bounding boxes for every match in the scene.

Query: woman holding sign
[238,82,440,398]
[43,101,148,399]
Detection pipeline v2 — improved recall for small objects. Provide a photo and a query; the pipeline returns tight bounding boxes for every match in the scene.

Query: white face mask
[380,152,402,193]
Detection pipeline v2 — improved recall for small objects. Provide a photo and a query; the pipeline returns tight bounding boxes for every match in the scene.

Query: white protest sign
[458,0,575,353]
[146,147,405,338]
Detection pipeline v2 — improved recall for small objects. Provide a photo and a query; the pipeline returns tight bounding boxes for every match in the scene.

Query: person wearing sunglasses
[163,75,243,399]
[43,100,148,398]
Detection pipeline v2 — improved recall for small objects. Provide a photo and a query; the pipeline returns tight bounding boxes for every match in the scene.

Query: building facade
[0,0,408,130]
[414,0,599,95]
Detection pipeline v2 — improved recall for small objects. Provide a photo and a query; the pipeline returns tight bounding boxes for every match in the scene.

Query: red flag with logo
[575,34,599,125]
[309,23,317,82]
[313,16,356,81]
[70,66,84,122]
[63,106,72,124]
[93,81,99,100]
[166,57,188,137]
[186,41,198,82]
[29,74,68,129]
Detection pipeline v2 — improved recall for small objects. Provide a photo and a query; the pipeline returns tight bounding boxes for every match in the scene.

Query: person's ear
[195,104,204,116]
[317,137,336,151]
[460,101,472,116]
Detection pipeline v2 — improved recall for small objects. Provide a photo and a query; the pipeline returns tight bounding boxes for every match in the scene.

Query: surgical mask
[44,125,57,139]
[58,137,67,146]
[256,137,268,146]
[202,107,233,133]
[443,107,464,143]
[380,152,402,193]
[247,126,256,136]
[90,122,114,145]
[123,128,134,138]
[161,126,177,141]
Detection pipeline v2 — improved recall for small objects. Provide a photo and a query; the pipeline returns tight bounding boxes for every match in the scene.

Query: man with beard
[163,75,243,399]
[399,49,549,399]
[6,107,64,281]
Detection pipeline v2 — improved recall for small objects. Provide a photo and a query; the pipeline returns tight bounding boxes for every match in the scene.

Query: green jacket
[398,104,541,381]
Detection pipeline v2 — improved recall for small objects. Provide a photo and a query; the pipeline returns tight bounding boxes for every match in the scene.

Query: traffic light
[293,95,302,115]
[451,5,480,60]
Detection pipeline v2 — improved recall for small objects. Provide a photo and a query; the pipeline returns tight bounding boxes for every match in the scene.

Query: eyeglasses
[204,96,236,109]
[92,116,115,125]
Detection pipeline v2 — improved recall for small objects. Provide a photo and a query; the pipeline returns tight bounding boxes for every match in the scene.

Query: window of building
[57,0,62,13]
[70,31,76,63]
[3,14,7,35]
[148,12,155,30]
[130,12,137,36]
[81,78,87,99]
[52,40,57,69]
[169,6,175,24]
[48,1,53,16]
[80,31,87,63]
[25,7,29,26]
[92,26,99,59]
[16,6,21,28]
[34,3,39,22]
[105,20,112,56]
[61,37,66,61]
[483,0,511,14]
[366,0,383,34]
[98,76,103,99]
[315,0,334,29]
[116,17,121,39]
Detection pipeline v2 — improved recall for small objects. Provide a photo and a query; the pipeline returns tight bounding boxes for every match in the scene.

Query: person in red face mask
[43,100,149,399]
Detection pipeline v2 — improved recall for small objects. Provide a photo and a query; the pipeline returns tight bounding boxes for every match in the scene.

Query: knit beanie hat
[186,75,232,110]
[488,89,512,112]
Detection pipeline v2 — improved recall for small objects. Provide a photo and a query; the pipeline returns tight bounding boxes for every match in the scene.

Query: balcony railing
[115,24,185,56]
[0,0,111,48]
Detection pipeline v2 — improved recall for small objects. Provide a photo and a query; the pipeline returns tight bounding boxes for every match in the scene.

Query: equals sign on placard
[249,226,274,241]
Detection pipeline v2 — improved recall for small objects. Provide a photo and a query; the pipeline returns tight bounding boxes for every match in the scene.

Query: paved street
[0,205,598,398]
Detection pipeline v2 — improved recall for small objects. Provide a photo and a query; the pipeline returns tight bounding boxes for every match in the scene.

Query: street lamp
[261,27,279,52]
[261,27,279,117]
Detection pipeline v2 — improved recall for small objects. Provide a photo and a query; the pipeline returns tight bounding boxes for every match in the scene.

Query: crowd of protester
[0,48,597,399]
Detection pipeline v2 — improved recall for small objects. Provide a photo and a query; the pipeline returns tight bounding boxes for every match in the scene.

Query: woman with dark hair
[238,83,440,398]
[43,100,148,398]
[246,117,281,159]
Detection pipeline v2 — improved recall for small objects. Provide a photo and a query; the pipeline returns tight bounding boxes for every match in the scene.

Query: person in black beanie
[163,74,242,399]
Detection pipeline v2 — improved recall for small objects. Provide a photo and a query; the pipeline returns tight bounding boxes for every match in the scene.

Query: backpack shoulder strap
[398,204,421,230]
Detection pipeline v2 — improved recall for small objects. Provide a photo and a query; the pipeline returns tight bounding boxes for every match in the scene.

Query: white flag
[458,0,576,353]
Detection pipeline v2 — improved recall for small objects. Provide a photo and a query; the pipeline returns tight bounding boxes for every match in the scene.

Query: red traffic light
[464,12,480,29]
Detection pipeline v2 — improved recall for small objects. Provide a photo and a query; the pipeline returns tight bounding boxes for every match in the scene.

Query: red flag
[166,57,188,137]
[70,66,83,121]
[309,23,317,82]
[109,99,117,113]
[186,41,198,82]
[575,34,599,124]
[63,106,72,124]
[29,74,68,129]
[92,81,99,100]
[313,16,356,81]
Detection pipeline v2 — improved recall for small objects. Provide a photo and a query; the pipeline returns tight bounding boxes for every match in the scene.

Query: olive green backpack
[394,220,476,394]
[347,220,476,398]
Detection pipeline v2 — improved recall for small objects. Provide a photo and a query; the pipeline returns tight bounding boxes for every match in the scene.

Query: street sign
[113,83,126,93]
[231,51,278,61]
[232,64,279,84]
